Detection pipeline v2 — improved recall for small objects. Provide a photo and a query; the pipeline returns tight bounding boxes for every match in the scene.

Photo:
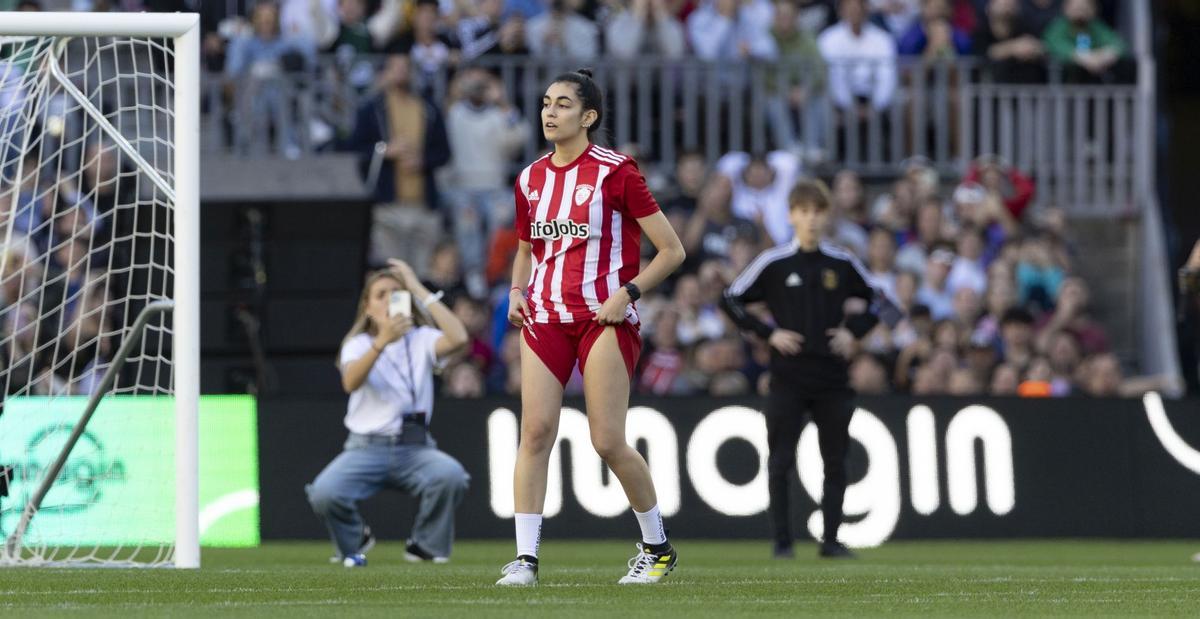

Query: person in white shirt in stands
[306,260,470,567]
[818,0,898,116]
[707,150,803,247]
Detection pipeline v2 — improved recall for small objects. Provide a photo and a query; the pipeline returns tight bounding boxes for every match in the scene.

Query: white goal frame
[1,13,200,569]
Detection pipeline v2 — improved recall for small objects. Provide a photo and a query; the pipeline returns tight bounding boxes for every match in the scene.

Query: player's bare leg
[497,336,564,586]
[583,327,677,584]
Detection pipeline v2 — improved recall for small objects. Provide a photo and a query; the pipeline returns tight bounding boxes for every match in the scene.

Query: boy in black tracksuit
[721,180,900,559]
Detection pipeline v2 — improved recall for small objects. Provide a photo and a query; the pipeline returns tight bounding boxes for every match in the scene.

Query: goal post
[0,13,200,568]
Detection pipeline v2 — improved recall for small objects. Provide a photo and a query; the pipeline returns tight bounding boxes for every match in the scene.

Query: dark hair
[788,179,832,211]
[550,68,604,138]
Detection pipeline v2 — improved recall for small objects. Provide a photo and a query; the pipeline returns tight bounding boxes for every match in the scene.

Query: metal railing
[202,55,1144,215]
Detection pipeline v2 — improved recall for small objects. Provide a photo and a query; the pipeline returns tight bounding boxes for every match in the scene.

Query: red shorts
[522,319,643,387]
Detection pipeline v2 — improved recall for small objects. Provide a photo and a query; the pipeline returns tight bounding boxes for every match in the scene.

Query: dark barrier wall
[259,396,1200,544]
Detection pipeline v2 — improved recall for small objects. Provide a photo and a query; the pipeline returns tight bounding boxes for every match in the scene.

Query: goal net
[0,14,199,568]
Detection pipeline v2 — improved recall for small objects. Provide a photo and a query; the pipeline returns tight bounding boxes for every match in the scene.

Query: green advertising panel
[0,395,260,547]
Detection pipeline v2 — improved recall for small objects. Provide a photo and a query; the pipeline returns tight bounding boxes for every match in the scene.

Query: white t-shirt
[716,151,802,247]
[339,327,445,436]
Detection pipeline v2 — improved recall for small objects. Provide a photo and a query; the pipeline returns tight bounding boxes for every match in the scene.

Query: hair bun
[574,68,594,79]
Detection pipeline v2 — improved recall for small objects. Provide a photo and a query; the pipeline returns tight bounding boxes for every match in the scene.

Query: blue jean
[446,187,510,277]
[305,434,470,558]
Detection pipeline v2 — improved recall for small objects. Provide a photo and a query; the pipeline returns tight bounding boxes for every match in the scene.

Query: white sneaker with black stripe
[618,543,677,584]
[495,558,538,586]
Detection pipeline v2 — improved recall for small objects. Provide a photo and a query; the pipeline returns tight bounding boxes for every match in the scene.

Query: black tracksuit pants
[765,380,854,547]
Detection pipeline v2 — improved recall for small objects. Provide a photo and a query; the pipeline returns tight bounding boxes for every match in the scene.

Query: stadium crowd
[0,0,1153,399]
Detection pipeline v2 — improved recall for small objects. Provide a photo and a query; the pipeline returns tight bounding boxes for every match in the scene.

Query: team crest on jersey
[574,184,594,206]
[823,269,838,290]
[531,218,590,241]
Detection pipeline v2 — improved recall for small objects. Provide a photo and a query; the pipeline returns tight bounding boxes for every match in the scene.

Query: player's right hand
[375,314,413,346]
[768,329,804,355]
[508,288,530,328]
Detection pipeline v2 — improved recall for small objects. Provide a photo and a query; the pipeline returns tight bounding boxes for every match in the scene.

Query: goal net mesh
[0,33,177,567]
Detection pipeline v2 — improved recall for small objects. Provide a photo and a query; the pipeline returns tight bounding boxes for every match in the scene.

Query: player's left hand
[826,327,856,360]
[593,291,629,326]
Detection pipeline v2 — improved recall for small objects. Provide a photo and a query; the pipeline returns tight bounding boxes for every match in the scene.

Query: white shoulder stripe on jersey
[593,145,627,162]
[728,242,798,296]
[589,149,624,165]
[819,241,903,309]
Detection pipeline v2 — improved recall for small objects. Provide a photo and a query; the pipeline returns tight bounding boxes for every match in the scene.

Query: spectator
[444,70,528,288]
[952,181,1015,259]
[687,0,775,62]
[526,0,599,59]
[226,2,316,79]
[964,155,1036,221]
[1042,0,1131,83]
[279,0,338,43]
[318,0,380,55]
[947,367,980,395]
[765,0,828,157]
[871,0,920,35]
[973,274,1016,345]
[819,0,898,114]
[1035,276,1109,355]
[916,248,955,321]
[865,228,898,299]
[1019,0,1061,35]
[896,197,945,274]
[897,0,972,57]
[444,362,486,397]
[341,54,450,271]
[947,226,988,294]
[990,362,1019,394]
[225,2,317,156]
[673,273,725,346]
[999,306,1035,369]
[950,286,982,329]
[387,0,461,92]
[424,240,471,307]
[458,0,508,61]
[798,0,838,34]
[451,295,495,372]
[638,308,688,395]
[682,177,760,268]
[849,353,890,394]
[828,170,870,257]
[974,0,1046,83]
[963,333,996,383]
[662,150,708,217]
[1076,351,1120,397]
[606,0,687,59]
[708,151,802,247]
[1014,237,1065,312]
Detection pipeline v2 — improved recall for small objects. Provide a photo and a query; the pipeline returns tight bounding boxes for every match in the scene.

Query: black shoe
[819,541,857,559]
[404,539,449,563]
[772,542,794,559]
[359,525,376,555]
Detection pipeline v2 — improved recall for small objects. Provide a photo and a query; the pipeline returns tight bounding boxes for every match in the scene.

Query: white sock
[633,505,667,546]
[514,512,542,559]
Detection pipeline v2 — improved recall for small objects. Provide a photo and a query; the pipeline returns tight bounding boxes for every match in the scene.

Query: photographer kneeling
[306,259,470,566]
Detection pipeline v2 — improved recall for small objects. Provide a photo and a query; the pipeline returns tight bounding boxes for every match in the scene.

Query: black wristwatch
[623,282,641,302]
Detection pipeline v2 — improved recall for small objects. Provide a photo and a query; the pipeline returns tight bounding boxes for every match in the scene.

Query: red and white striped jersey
[515,144,660,324]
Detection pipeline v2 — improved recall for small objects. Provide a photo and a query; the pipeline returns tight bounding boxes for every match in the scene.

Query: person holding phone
[305,259,470,567]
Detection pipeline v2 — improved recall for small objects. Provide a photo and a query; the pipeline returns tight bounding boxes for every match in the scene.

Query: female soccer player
[496,69,686,586]
[306,260,470,567]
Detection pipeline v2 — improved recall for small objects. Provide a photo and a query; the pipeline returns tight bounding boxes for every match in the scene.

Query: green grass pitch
[3,540,1198,616]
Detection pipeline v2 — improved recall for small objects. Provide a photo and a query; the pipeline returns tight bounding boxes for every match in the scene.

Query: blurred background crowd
[3,0,1175,400]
